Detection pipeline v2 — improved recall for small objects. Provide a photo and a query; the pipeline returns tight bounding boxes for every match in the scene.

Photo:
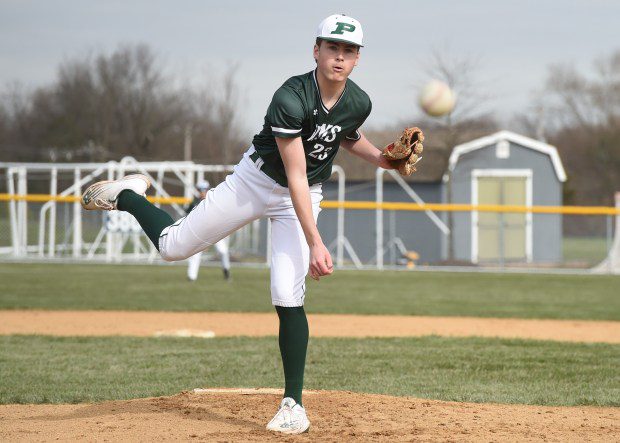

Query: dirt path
[1,310,619,343]
[1,389,618,442]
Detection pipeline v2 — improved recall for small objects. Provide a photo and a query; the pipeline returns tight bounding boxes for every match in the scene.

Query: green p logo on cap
[317,14,363,46]
[331,22,356,35]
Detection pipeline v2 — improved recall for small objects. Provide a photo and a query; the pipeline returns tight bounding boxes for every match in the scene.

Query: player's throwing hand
[309,242,333,280]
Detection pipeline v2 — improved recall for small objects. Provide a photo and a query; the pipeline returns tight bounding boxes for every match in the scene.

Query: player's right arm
[276,136,333,280]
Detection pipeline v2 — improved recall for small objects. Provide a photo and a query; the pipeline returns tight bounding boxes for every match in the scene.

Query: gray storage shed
[446,130,566,264]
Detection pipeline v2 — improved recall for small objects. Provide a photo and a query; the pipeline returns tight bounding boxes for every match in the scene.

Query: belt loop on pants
[248,145,264,170]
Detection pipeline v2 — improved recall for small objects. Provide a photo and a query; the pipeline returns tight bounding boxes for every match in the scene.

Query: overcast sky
[1,0,619,136]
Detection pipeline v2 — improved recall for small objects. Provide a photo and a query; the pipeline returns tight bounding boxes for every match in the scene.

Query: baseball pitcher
[81,14,418,434]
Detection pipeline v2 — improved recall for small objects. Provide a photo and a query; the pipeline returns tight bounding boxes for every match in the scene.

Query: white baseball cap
[316,14,363,47]
[196,180,210,191]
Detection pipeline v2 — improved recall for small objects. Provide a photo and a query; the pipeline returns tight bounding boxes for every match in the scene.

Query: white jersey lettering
[307,123,341,142]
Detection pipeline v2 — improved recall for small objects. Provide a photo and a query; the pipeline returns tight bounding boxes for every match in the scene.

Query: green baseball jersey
[251,69,372,187]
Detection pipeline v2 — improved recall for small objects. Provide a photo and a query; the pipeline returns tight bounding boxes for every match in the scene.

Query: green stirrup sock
[116,190,174,251]
[275,306,309,407]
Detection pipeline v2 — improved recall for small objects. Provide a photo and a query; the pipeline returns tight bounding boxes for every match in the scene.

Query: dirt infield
[1,389,618,442]
[1,310,619,343]
[2,311,619,441]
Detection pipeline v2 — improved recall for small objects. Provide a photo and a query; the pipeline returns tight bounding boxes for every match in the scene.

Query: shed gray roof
[447,130,567,182]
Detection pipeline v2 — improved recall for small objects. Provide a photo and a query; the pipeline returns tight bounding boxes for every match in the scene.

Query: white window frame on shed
[471,169,533,264]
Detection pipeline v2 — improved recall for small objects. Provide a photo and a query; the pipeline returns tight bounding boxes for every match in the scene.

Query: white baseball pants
[187,238,230,281]
[159,147,323,307]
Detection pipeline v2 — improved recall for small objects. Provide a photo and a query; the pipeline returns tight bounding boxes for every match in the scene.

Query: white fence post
[48,168,57,257]
[7,168,19,256]
[18,168,28,256]
[330,166,346,267]
[72,169,82,258]
[376,168,384,270]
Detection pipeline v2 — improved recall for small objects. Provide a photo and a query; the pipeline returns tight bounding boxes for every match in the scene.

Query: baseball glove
[381,127,424,176]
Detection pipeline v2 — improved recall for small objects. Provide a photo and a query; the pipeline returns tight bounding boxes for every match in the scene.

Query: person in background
[185,181,231,281]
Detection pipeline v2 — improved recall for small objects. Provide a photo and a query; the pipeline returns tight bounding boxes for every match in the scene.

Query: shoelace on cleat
[94,197,115,210]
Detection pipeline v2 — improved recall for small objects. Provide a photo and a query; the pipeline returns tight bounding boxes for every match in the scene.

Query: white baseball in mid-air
[419,80,456,117]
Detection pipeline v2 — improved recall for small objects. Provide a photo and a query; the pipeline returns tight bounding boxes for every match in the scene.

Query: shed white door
[476,176,528,262]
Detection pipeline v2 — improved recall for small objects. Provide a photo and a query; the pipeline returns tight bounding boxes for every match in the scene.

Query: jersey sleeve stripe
[271,126,302,134]
[345,130,361,141]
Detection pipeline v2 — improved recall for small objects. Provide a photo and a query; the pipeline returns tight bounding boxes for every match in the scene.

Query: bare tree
[0,106,7,156]
[0,43,245,165]
[414,48,497,155]
[90,44,188,159]
[545,52,620,129]
[0,83,41,161]
[542,50,620,206]
[189,64,245,165]
[424,49,492,124]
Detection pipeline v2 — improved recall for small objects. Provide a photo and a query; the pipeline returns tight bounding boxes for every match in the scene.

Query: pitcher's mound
[1,389,617,441]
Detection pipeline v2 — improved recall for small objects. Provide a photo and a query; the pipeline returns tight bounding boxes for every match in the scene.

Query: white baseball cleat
[266,397,310,435]
[81,174,151,211]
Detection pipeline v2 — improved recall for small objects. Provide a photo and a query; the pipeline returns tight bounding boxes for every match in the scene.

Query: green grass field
[1,263,619,320]
[1,262,619,407]
[563,237,609,266]
[1,335,618,407]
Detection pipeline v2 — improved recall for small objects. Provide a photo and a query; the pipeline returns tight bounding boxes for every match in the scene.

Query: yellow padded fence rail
[2,193,620,215]
[0,193,191,205]
[320,201,620,215]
